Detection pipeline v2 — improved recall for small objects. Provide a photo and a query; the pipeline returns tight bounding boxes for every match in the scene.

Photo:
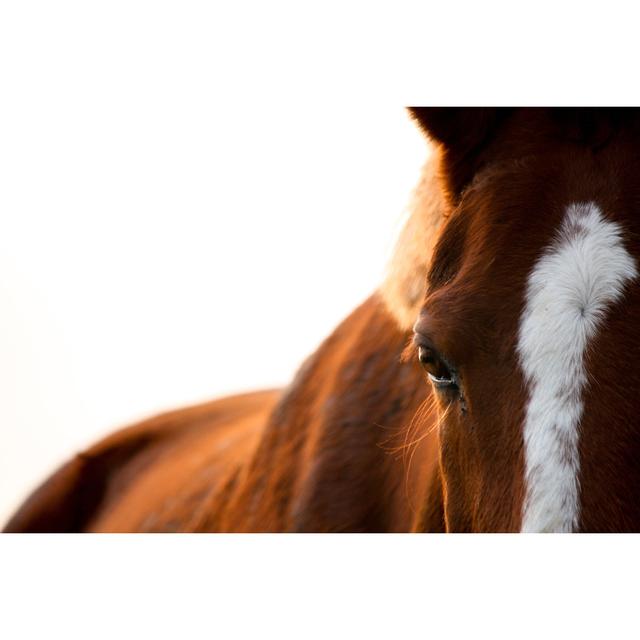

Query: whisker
[404,402,451,514]
[378,396,430,455]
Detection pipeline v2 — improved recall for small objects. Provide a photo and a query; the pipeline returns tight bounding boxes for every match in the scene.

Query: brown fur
[5,296,441,532]
[6,108,640,532]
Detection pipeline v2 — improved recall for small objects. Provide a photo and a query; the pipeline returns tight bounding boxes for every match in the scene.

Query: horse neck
[221,293,444,532]
[218,151,448,531]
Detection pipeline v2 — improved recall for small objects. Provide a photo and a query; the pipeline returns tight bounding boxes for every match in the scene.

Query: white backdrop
[0,8,430,523]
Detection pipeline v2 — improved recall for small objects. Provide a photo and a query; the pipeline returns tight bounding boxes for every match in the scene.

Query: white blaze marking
[518,203,637,532]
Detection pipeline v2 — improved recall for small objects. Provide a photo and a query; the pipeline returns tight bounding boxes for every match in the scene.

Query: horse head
[406,108,640,532]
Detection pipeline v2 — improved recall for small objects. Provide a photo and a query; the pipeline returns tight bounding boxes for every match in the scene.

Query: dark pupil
[418,346,451,381]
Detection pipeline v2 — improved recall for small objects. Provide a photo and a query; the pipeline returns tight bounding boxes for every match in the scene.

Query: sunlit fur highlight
[380,147,445,330]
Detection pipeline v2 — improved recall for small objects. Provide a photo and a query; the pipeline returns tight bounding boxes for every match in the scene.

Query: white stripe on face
[517,203,638,532]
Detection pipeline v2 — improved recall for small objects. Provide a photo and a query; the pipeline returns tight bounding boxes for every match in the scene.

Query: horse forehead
[425,207,539,328]
[517,201,638,532]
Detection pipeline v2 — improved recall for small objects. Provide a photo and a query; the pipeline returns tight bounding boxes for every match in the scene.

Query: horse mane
[380,146,446,330]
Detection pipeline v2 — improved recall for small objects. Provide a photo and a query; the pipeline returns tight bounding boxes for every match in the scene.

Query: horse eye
[417,345,457,390]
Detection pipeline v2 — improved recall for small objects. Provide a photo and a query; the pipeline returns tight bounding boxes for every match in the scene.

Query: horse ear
[408,107,512,198]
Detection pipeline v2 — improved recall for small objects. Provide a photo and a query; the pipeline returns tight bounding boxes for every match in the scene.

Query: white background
[0,5,430,523]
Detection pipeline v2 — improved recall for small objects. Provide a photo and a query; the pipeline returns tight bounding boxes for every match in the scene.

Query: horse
[5,107,640,533]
